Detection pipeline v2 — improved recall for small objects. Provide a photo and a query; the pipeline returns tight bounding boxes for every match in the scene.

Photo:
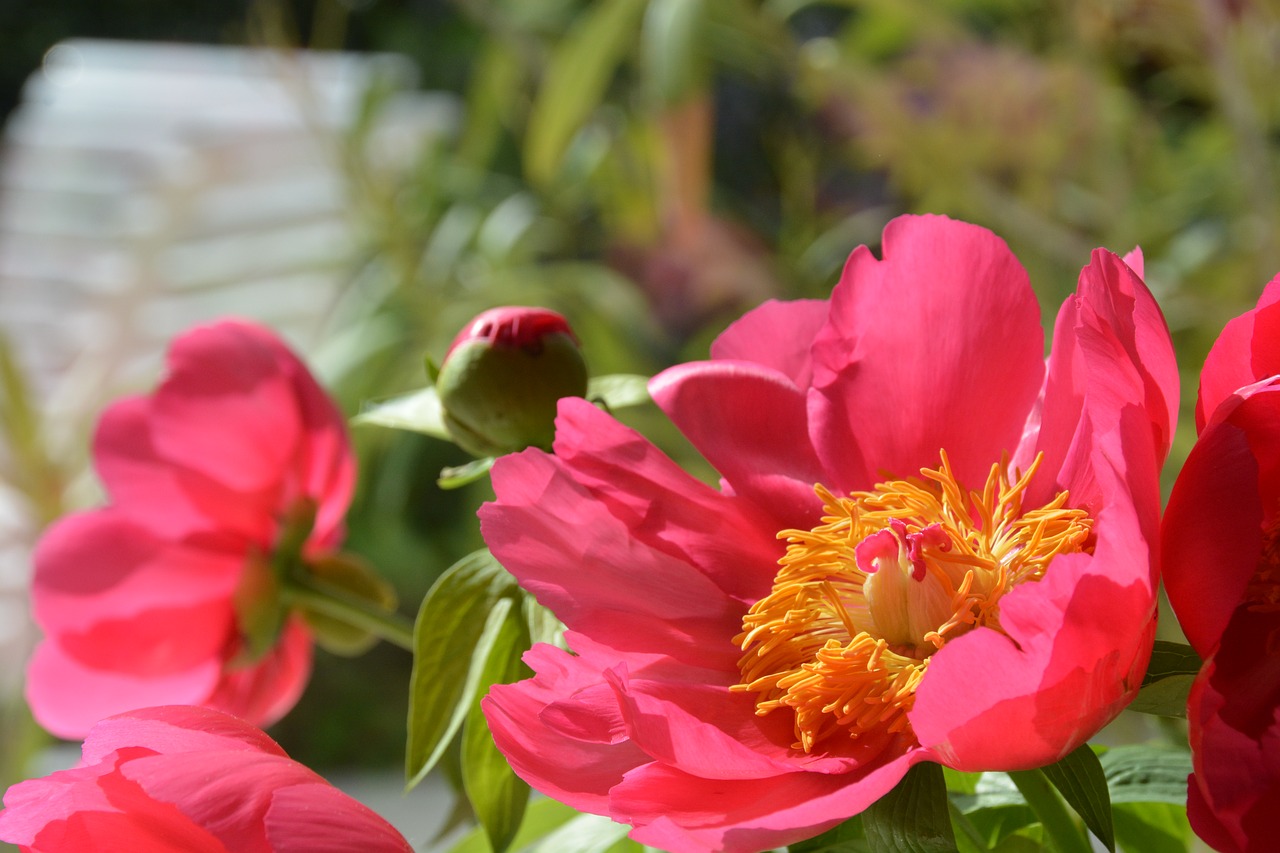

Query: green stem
[1008,768,1092,853]
[281,574,415,651]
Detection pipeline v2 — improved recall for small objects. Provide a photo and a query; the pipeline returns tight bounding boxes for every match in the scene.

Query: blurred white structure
[0,38,451,740]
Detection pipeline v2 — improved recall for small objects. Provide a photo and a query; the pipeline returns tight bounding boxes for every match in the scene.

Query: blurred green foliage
[232,0,1280,772]
[8,0,1280,780]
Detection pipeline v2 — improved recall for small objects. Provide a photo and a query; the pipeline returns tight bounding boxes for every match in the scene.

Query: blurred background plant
[2,0,1279,849]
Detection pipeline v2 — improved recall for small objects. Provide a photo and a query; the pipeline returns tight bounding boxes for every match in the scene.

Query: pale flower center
[732,452,1093,753]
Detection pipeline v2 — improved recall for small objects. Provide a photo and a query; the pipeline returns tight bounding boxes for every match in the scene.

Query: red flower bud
[437,307,588,457]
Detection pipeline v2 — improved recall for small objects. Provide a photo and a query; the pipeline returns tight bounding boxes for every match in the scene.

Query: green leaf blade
[863,762,959,853]
[355,386,452,440]
[1038,745,1114,852]
[461,599,533,853]
[406,550,519,788]
[524,0,649,186]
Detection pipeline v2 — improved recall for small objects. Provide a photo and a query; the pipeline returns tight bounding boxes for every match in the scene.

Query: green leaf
[863,762,958,853]
[947,803,990,853]
[1141,640,1203,686]
[952,772,1026,812]
[447,798,582,853]
[527,812,634,853]
[524,0,649,186]
[438,456,496,489]
[587,374,652,410]
[462,599,533,853]
[1038,745,1114,852]
[355,386,452,441]
[522,593,567,649]
[788,814,867,852]
[1111,802,1193,853]
[1007,769,1091,853]
[297,552,399,656]
[406,550,519,788]
[1099,745,1191,805]
[1131,640,1198,712]
[641,0,708,106]
[1130,640,1202,717]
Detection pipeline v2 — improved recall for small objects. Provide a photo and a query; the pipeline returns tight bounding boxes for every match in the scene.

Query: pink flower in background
[0,705,412,852]
[480,215,1177,852]
[27,320,354,738]
[1163,279,1280,853]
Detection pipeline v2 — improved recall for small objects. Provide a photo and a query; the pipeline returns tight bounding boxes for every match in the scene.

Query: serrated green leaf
[788,814,867,852]
[1111,802,1193,853]
[462,599,533,853]
[439,456,497,489]
[406,550,519,788]
[863,762,958,853]
[1099,745,1192,805]
[641,0,708,106]
[524,0,649,186]
[1039,745,1114,852]
[587,374,652,410]
[355,386,452,440]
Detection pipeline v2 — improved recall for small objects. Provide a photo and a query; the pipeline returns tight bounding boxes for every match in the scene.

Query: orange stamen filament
[733,451,1093,753]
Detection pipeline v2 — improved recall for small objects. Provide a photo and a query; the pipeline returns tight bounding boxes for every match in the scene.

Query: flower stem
[1008,767,1093,853]
[281,574,415,652]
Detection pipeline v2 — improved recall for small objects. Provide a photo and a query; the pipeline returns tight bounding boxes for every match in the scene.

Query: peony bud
[436,307,588,457]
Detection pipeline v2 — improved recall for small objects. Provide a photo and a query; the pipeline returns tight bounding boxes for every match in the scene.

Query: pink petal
[1185,606,1280,853]
[481,444,746,671]
[1197,275,1280,430]
[603,669,877,781]
[31,511,240,680]
[1026,249,1178,515]
[81,706,289,765]
[911,470,1156,769]
[150,321,305,495]
[121,751,319,853]
[550,397,786,603]
[709,298,829,389]
[32,510,241,632]
[0,757,229,852]
[265,784,412,853]
[204,619,313,729]
[1162,392,1280,654]
[482,645,651,815]
[25,643,221,740]
[649,362,832,533]
[809,214,1044,492]
[611,750,930,853]
[93,396,276,543]
[1121,246,1144,279]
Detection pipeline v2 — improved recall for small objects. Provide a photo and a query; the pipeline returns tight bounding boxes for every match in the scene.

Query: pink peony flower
[0,705,412,852]
[1163,278,1280,853]
[26,320,354,738]
[479,215,1178,852]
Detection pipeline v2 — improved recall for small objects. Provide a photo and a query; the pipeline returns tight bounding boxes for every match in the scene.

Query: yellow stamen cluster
[733,452,1093,753]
